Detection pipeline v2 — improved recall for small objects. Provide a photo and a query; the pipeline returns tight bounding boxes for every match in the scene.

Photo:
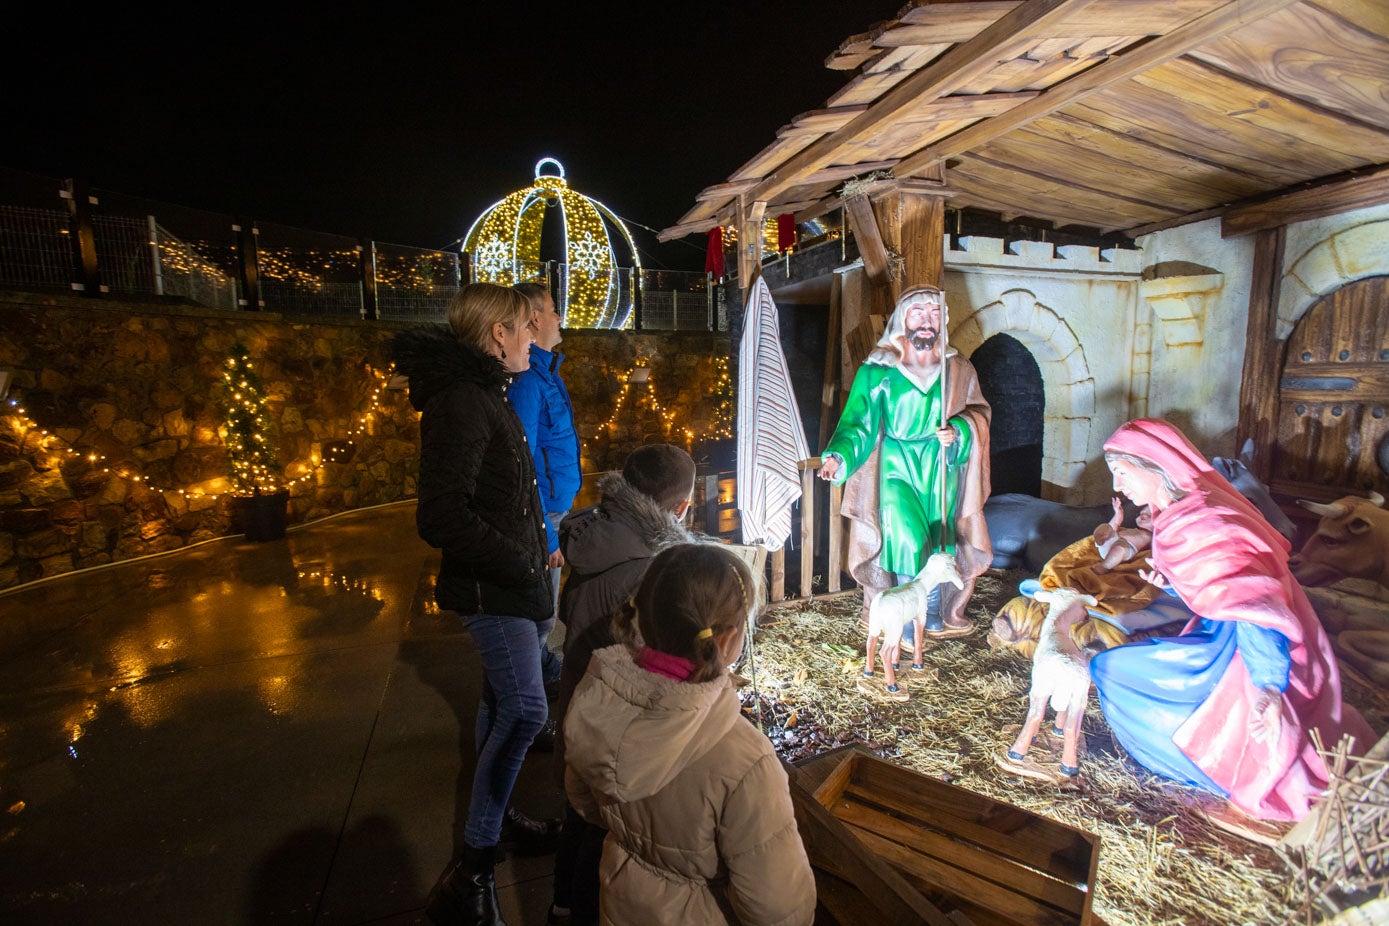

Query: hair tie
[696,627,714,640]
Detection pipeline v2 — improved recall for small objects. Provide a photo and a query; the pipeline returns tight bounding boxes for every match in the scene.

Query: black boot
[426,845,503,926]
[500,804,562,856]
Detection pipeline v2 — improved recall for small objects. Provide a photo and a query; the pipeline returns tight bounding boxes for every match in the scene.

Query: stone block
[958,236,1004,258]
[0,532,13,563]
[1056,244,1099,265]
[39,553,75,579]
[1045,416,1093,461]
[1008,240,1055,262]
[19,528,72,558]
[1333,221,1389,279]
[1287,239,1345,300]
[22,468,71,505]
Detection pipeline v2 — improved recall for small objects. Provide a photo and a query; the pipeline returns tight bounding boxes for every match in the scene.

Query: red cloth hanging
[705,226,725,278]
[776,213,795,253]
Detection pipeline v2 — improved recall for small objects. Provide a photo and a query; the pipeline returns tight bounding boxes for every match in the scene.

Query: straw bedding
[737,570,1389,926]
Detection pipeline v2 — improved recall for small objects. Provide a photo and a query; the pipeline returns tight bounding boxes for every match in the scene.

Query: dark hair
[513,281,552,309]
[617,543,760,684]
[623,443,696,511]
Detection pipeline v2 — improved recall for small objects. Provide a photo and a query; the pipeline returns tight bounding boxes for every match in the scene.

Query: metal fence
[0,167,725,330]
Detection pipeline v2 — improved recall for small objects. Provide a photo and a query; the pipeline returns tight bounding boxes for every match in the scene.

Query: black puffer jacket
[392,326,550,621]
[553,471,695,785]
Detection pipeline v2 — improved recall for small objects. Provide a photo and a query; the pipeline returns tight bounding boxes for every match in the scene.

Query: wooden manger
[793,746,1101,926]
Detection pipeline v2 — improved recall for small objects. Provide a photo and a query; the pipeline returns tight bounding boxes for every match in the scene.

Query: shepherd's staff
[937,297,951,555]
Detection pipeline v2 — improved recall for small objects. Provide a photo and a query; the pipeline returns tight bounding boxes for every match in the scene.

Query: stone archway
[1277,219,1389,339]
[952,289,1095,498]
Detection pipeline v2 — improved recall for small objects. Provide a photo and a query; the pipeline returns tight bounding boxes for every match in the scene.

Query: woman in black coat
[392,283,551,926]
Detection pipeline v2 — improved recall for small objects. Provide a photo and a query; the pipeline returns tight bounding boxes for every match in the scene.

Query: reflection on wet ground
[0,501,562,924]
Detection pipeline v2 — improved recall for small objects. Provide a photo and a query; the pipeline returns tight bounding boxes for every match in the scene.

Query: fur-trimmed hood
[562,471,693,577]
[389,325,510,412]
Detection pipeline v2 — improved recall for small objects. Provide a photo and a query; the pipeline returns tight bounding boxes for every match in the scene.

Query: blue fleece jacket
[507,344,582,552]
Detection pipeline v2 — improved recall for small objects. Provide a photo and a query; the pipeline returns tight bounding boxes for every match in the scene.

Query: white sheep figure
[865,552,964,695]
[1005,586,1099,779]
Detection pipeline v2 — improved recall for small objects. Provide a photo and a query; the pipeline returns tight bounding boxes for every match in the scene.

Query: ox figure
[1290,491,1389,590]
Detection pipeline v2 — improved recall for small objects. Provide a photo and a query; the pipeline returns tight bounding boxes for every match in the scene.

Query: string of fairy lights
[587,356,733,451]
[1,361,404,501]
[155,241,458,292]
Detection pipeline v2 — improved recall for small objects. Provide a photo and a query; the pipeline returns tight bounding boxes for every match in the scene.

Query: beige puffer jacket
[565,645,816,926]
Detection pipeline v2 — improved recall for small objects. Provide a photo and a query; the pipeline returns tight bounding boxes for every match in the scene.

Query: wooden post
[1237,226,1286,482]
[874,180,948,293]
[843,195,894,317]
[703,472,720,536]
[800,462,816,597]
[770,548,786,601]
[819,272,844,450]
[736,196,767,291]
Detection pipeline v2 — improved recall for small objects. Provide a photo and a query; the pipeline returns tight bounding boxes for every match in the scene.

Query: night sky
[5,3,901,270]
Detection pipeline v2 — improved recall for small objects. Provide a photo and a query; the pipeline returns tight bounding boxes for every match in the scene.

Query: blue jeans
[461,613,551,848]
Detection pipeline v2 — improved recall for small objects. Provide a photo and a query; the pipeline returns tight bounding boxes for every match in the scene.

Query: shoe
[426,845,504,926]
[546,905,572,925]
[500,804,562,857]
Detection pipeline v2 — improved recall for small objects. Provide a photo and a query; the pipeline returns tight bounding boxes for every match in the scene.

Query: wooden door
[1271,275,1389,501]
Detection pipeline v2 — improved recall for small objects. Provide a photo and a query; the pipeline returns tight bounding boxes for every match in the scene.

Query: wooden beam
[1221,163,1389,237]
[736,198,767,287]
[751,0,1099,203]
[894,0,1304,180]
[1236,226,1285,482]
[843,195,892,291]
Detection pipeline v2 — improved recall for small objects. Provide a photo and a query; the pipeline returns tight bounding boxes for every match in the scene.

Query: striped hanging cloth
[736,276,809,551]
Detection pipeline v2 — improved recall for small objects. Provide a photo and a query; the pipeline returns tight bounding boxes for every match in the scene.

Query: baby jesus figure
[1092,499,1153,575]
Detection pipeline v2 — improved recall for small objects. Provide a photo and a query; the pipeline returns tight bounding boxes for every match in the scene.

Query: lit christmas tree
[222,343,283,495]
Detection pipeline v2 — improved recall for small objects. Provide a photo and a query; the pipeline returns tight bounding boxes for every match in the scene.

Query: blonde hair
[614,543,762,683]
[446,283,531,353]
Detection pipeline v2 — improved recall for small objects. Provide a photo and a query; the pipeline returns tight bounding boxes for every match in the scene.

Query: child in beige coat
[564,543,815,926]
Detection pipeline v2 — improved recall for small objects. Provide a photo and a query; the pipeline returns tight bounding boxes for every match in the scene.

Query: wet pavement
[0,501,564,924]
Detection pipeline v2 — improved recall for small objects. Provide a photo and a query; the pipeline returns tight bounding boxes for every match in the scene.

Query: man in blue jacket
[508,282,580,699]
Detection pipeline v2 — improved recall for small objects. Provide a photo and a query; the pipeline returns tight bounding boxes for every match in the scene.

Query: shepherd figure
[818,286,992,642]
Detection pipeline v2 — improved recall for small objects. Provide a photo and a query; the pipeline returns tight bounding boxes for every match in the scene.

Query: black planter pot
[233,491,290,542]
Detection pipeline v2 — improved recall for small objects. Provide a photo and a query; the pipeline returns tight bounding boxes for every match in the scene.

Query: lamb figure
[1004,586,1098,779]
[864,552,964,695]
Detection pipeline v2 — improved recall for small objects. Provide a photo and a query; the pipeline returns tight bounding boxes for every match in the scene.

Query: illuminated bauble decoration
[463,158,642,329]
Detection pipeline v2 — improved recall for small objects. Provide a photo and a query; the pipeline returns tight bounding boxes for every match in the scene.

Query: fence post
[360,240,379,320]
[147,215,164,296]
[233,219,262,310]
[633,269,644,331]
[62,178,102,296]
[800,462,815,597]
[706,271,715,331]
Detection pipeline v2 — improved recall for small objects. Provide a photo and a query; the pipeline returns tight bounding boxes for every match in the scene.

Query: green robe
[823,361,973,576]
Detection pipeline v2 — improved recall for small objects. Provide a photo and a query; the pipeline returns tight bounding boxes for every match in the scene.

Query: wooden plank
[844,759,1097,882]
[1031,112,1270,199]
[789,774,955,926]
[780,106,871,137]
[955,35,1134,96]
[947,155,1177,229]
[1221,163,1389,237]
[827,69,919,109]
[1310,0,1389,39]
[893,0,1304,180]
[753,0,1102,203]
[894,0,1225,41]
[730,134,823,184]
[1188,3,1389,126]
[865,43,955,75]
[820,272,844,451]
[848,826,1081,926]
[1015,116,1264,202]
[876,187,946,292]
[1236,227,1284,482]
[835,800,1087,917]
[1063,91,1320,187]
[809,749,857,806]
[1135,57,1389,163]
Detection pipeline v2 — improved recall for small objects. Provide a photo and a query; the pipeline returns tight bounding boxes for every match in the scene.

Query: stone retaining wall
[0,292,730,590]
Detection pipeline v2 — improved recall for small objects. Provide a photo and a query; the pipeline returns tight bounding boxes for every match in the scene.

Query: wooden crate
[796,747,1101,926]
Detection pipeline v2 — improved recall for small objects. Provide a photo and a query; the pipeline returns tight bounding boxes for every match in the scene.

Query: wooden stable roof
[660,0,1389,241]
